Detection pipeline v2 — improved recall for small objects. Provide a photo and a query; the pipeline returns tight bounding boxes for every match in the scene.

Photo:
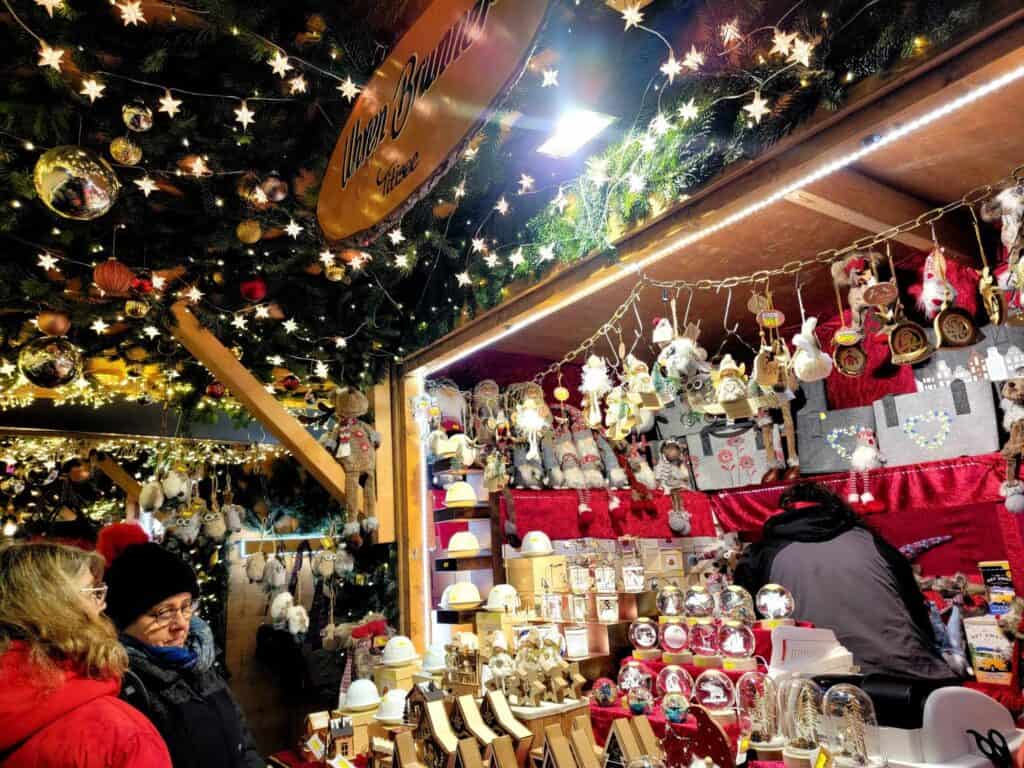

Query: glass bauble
[720,585,756,622]
[656,583,684,616]
[659,620,689,653]
[718,620,756,659]
[122,102,154,132]
[18,337,83,388]
[694,669,736,710]
[109,136,142,165]
[261,173,289,202]
[591,677,619,707]
[33,146,120,221]
[756,583,795,619]
[627,686,654,714]
[689,619,719,656]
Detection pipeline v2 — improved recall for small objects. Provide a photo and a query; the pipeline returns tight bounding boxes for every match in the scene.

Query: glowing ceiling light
[537,108,616,158]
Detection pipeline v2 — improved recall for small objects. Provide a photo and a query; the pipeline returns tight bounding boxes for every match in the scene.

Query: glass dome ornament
[779,678,824,758]
[822,684,884,768]
[662,692,689,723]
[657,583,684,616]
[628,685,654,714]
[693,669,736,711]
[689,619,719,657]
[683,585,716,618]
[617,660,652,696]
[659,619,689,654]
[755,583,796,627]
[719,585,756,623]
[591,677,619,707]
[737,672,784,752]
[629,618,660,651]
[657,664,694,698]
[719,620,757,671]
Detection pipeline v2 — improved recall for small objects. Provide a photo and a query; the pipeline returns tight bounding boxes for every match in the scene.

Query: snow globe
[755,583,796,629]
[657,664,694,698]
[779,677,824,768]
[617,660,652,697]
[657,583,685,616]
[689,618,720,665]
[659,618,690,662]
[629,618,660,656]
[591,677,618,707]
[694,669,736,727]
[738,671,784,759]
[628,685,654,715]
[719,585,756,623]
[662,691,690,723]
[683,585,716,619]
[719,620,757,671]
[822,684,885,768]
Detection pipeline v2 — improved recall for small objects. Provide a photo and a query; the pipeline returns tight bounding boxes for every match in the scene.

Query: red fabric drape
[589,700,742,746]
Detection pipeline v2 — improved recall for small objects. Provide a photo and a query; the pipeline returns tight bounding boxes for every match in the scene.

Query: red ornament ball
[280,374,301,391]
[239,277,268,303]
[205,382,226,399]
[131,277,154,294]
[93,258,134,295]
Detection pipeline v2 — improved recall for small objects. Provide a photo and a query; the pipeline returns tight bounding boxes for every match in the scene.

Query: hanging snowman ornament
[579,355,612,429]
[848,427,885,512]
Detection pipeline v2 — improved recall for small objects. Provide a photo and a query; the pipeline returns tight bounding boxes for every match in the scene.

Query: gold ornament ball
[212,271,225,286]
[33,146,121,221]
[124,299,149,318]
[230,345,244,360]
[122,102,154,133]
[325,264,345,282]
[554,386,570,402]
[109,136,143,166]
[236,219,262,244]
[18,336,83,389]
[36,310,71,337]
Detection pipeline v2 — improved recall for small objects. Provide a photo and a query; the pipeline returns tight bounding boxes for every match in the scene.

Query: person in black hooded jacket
[733,482,955,680]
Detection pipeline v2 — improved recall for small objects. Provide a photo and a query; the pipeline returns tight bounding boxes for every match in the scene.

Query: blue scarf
[127,637,199,670]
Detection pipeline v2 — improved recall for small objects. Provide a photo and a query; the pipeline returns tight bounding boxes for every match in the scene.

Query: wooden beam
[394,371,427,648]
[170,302,349,504]
[372,374,396,543]
[95,454,141,520]
[785,170,973,259]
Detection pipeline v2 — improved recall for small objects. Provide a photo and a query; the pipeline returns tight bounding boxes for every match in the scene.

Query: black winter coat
[120,618,263,768]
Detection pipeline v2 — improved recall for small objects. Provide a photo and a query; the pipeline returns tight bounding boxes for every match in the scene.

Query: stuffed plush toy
[981,185,1024,253]
[270,591,294,629]
[139,481,164,513]
[714,355,748,404]
[471,379,502,445]
[579,355,612,429]
[655,440,692,534]
[246,551,267,583]
[831,252,880,332]
[287,605,310,640]
[201,508,227,542]
[512,443,545,490]
[160,469,189,500]
[572,429,607,489]
[331,388,381,527]
[791,317,833,383]
[596,433,628,488]
[999,374,1024,513]
[312,551,337,580]
[550,429,585,489]
[166,511,201,545]
[263,555,288,595]
[848,427,885,512]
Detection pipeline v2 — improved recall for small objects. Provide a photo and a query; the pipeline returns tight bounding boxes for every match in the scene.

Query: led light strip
[412,62,1024,377]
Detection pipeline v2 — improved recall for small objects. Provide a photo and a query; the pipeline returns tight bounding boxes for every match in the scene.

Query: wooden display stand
[451,694,500,763]
[662,652,693,665]
[572,715,603,762]
[493,735,523,768]
[481,690,534,768]
[511,699,589,757]
[630,649,661,661]
[722,657,757,672]
[375,662,422,694]
[631,716,664,762]
[693,655,723,669]
[542,724,579,768]
[602,718,643,768]
[569,725,601,768]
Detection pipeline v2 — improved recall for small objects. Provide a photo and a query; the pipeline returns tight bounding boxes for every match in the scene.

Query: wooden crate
[374,663,421,695]
[506,555,568,597]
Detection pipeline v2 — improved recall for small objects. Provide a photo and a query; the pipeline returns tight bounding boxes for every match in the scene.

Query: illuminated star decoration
[37,43,64,72]
[34,0,63,17]
[314,360,329,379]
[158,90,182,117]
[234,101,255,130]
[788,37,814,68]
[0,360,14,377]
[682,45,705,71]
[678,98,700,123]
[150,275,166,291]
[720,18,742,46]
[454,181,467,199]
[282,319,299,333]
[771,28,797,57]
[185,286,203,303]
[660,54,683,85]
[621,3,644,31]
[268,355,284,366]
[319,248,335,266]
[80,78,105,103]
[638,132,657,154]
[231,314,248,330]
[587,157,609,186]
[284,219,302,238]
[393,254,409,269]
[509,248,525,269]
[484,254,500,268]
[541,68,559,88]
[388,229,405,245]
[494,196,509,215]
[189,156,209,176]
[456,272,472,287]
[254,305,270,319]
[90,318,110,334]
[743,91,771,123]
[650,113,671,136]
[289,75,308,95]
[552,188,569,214]
[538,244,555,262]
[337,76,361,102]
[334,336,347,349]
[143,325,161,339]
[37,253,60,271]
[518,174,534,194]
[268,50,293,78]
[471,237,487,253]
[117,1,146,26]
[628,173,646,193]
[350,252,370,270]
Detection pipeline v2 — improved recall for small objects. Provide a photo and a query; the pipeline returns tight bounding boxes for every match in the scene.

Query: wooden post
[170,302,348,504]
[394,371,428,648]
[373,376,396,543]
[95,453,141,520]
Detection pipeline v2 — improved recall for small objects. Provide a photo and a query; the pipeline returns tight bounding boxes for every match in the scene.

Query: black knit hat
[105,543,199,629]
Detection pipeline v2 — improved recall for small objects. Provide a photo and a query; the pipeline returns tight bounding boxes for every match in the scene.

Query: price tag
[305,733,326,760]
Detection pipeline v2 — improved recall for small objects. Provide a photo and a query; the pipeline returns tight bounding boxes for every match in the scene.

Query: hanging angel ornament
[579,354,612,428]
[791,317,833,383]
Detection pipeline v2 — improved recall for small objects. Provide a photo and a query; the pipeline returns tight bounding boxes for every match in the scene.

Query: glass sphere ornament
[656,583,684,616]
[737,671,782,747]
[779,677,823,752]
[662,692,690,723]
[718,620,756,659]
[122,101,154,132]
[694,669,736,711]
[659,620,689,653]
[124,299,149,318]
[629,618,659,650]
[683,585,716,618]
[689,619,719,656]
[36,310,70,337]
[590,677,618,707]
[94,257,135,295]
[236,219,263,244]
[719,585,756,622]
[627,686,654,715]
[261,173,289,202]
[18,337,82,388]
[109,136,142,165]
[657,664,694,698]
[822,684,882,768]
[756,584,796,620]
[617,660,652,695]
[33,146,121,221]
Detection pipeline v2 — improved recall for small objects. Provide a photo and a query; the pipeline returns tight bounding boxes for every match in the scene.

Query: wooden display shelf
[435,551,494,571]
[434,505,492,522]
[435,608,481,625]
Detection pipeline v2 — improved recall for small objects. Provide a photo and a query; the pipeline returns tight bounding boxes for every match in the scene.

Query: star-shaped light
[454,182,466,199]
[90,318,110,334]
[470,237,487,254]
[319,248,335,266]
[337,76,360,102]
[350,253,369,271]
[682,45,704,71]
[282,319,299,333]
[518,174,534,194]
[254,305,270,319]
[678,98,700,123]
[393,254,409,269]
[484,253,500,268]
[494,196,509,215]
[509,248,525,269]
[190,154,209,175]
[185,286,203,303]
[268,50,293,78]
[334,336,347,349]
[143,325,160,339]
[788,37,814,67]
[158,90,182,118]
[34,0,63,17]
[771,28,797,57]
[284,220,302,238]
[650,113,671,136]
[134,176,158,197]
[388,229,405,245]
[117,1,146,26]
[314,360,329,379]
[150,275,166,291]
[37,253,60,271]
[37,43,64,72]
[0,360,14,377]
[660,54,683,85]
[587,157,609,186]
[80,78,105,103]
[268,355,284,366]
[622,3,644,30]
[231,314,247,330]
[539,244,555,262]
[720,18,742,46]
[233,101,255,130]
[638,133,657,154]
[456,272,472,287]
[552,188,569,214]
[541,68,559,88]
[743,91,771,123]
[628,173,646,193]
[289,75,308,95]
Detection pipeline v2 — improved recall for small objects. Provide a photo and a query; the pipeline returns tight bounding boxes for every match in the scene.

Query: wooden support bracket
[170,302,348,504]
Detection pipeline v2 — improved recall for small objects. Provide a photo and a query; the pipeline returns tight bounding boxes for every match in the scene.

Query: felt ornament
[657,333,710,383]
[161,469,189,500]
[550,427,585,489]
[313,551,337,579]
[579,355,612,428]
[139,480,164,512]
[572,428,607,489]
[264,556,288,593]
[270,590,294,628]
[981,185,1024,252]
[246,551,267,582]
[790,317,833,383]
[222,501,245,532]
[714,355,748,404]
[167,512,200,545]
[201,509,227,542]
[848,427,885,512]
[652,316,674,346]
[999,374,1024,513]
[910,250,956,320]
[597,432,628,487]
[287,605,310,638]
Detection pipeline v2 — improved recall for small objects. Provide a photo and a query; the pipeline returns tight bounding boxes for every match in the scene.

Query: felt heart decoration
[826,424,860,459]
[901,409,952,450]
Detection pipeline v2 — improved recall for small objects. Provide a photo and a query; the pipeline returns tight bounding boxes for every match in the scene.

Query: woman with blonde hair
[0,542,171,767]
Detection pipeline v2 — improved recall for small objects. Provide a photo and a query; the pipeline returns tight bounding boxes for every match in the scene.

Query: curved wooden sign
[317,0,549,244]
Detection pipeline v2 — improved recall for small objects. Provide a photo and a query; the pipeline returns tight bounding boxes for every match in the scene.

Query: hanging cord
[795,274,808,325]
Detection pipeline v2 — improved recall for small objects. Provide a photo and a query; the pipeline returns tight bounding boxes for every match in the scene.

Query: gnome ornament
[580,355,612,429]
[791,317,833,382]
[655,440,691,533]
[848,427,885,512]
[714,355,748,404]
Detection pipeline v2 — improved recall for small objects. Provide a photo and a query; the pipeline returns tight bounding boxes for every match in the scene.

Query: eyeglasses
[80,584,108,605]
[148,600,194,627]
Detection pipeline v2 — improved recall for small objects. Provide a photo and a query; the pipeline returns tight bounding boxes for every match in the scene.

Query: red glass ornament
[93,258,134,295]
[131,277,154,294]
[239,277,268,303]
[280,374,301,391]
[205,382,226,398]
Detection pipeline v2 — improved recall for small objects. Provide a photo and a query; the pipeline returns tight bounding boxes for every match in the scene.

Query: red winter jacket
[0,641,172,767]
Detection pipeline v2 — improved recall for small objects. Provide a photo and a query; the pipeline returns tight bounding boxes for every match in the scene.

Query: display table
[588,700,741,746]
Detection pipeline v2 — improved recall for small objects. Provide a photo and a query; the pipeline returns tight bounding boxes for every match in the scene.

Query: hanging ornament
[109,136,142,166]
[230,345,244,360]
[124,299,149,318]
[122,102,154,132]
[36,310,70,337]
[211,271,225,286]
[280,374,301,391]
[206,382,226,399]
[18,336,83,388]
[236,220,262,244]
[260,174,289,202]
[130,277,153,294]
[93,257,135,295]
[579,355,612,428]
[33,146,121,221]
[240,277,268,302]
[324,264,346,282]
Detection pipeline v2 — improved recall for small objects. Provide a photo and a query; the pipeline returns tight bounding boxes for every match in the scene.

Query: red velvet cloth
[499,489,716,540]
[589,700,741,746]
